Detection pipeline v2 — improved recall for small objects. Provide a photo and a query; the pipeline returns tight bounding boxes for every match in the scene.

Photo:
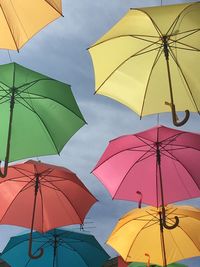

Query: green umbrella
[128,263,187,267]
[0,62,86,177]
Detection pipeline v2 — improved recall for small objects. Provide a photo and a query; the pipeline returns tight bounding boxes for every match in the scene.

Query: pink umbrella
[92,125,200,229]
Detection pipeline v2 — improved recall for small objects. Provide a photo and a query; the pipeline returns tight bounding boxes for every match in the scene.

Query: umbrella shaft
[163,36,169,60]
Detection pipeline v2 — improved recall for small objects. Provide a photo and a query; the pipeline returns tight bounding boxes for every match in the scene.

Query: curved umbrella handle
[145,253,150,267]
[136,191,142,208]
[165,102,190,127]
[162,207,179,229]
[28,232,44,259]
[171,104,190,127]
[0,161,8,178]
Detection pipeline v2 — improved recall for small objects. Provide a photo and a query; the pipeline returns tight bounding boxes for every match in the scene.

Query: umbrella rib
[15,79,84,124]
[92,143,151,172]
[139,46,163,118]
[2,235,47,254]
[112,147,155,199]
[166,11,183,37]
[95,42,162,94]
[0,83,11,102]
[162,143,200,153]
[173,28,200,37]
[43,0,63,16]
[169,29,200,52]
[39,177,84,223]
[166,2,199,36]
[20,91,86,124]
[61,240,107,265]
[167,227,186,259]
[60,243,93,266]
[14,97,60,154]
[170,44,200,52]
[176,223,200,251]
[168,47,200,114]
[134,135,155,150]
[158,134,185,152]
[124,218,156,261]
[0,4,19,50]
[11,165,35,176]
[16,78,54,91]
[132,8,162,38]
[88,34,160,49]
[0,178,36,224]
[161,148,200,191]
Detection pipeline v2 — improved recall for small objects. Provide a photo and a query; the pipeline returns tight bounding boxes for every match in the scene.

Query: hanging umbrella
[0,229,110,267]
[0,160,97,258]
[128,262,187,267]
[92,125,200,229]
[107,205,200,267]
[0,62,86,177]
[88,2,200,126]
[128,254,188,267]
[0,0,63,51]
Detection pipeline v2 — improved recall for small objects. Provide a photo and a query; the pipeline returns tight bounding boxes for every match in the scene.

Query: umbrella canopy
[128,263,187,267]
[92,125,200,207]
[0,160,97,258]
[0,229,110,267]
[0,62,86,177]
[0,160,96,231]
[107,205,200,267]
[88,2,200,126]
[0,0,62,51]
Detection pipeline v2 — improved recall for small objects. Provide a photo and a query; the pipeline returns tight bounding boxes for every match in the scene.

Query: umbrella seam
[0,4,19,50]
[140,45,163,118]
[168,47,200,114]
[94,38,162,94]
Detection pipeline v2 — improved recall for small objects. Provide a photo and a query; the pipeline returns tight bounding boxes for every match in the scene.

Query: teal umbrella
[0,62,86,177]
[0,229,110,267]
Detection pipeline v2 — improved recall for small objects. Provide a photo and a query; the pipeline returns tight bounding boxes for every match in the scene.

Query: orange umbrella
[0,0,63,51]
[107,205,200,266]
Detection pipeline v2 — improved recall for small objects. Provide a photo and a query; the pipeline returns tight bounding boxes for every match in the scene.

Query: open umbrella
[88,2,200,126]
[0,62,86,177]
[107,205,200,267]
[92,125,200,229]
[0,160,97,258]
[0,0,63,51]
[128,262,187,267]
[0,229,110,267]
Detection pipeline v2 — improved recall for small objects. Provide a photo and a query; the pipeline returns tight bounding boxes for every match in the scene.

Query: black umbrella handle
[161,207,179,229]
[165,102,190,127]
[28,232,44,259]
[0,90,16,178]
[136,191,142,208]
[28,176,43,259]
[171,103,190,127]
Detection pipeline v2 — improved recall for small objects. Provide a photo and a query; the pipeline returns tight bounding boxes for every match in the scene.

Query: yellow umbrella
[88,2,200,127]
[0,0,62,51]
[107,205,200,267]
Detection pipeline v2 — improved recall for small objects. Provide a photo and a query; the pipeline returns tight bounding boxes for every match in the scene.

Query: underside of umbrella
[0,62,86,177]
[89,2,200,126]
[0,0,63,50]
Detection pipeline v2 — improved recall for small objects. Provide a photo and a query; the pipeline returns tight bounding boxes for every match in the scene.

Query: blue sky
[0,0,199,266]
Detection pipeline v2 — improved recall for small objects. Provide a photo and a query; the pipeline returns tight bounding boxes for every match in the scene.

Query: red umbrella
[92,125,200,230]
[0,160,97,259]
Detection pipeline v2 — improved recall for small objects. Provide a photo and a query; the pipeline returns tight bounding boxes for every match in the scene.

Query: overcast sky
[0,0,199,266]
